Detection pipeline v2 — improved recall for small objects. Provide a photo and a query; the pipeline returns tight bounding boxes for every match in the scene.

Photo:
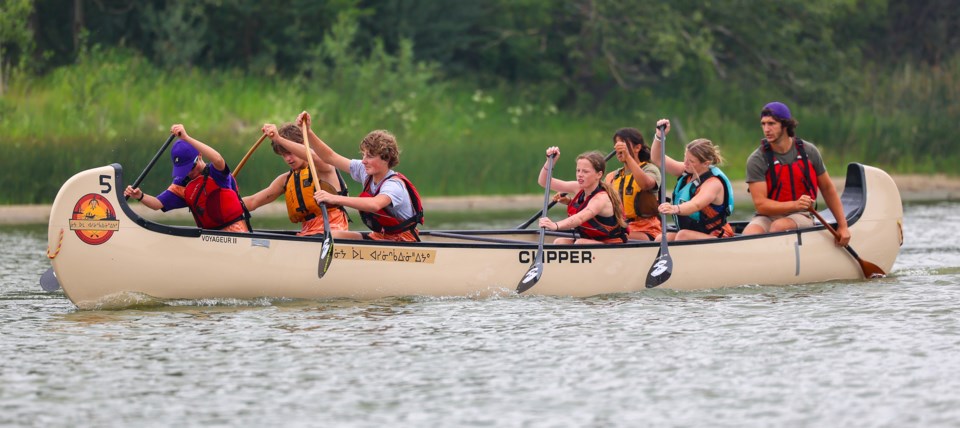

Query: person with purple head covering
[741,102,850,246]
[123,124,251,233]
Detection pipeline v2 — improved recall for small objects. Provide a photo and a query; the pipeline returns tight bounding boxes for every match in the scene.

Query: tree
[0,0,33,95]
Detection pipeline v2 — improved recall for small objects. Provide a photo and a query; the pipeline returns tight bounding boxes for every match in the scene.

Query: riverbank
[2,174,958,226]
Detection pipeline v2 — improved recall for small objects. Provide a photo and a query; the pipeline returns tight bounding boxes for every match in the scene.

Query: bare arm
[123,186,164,211]
[658,179,723,216]
[242,174,286,211]
[650,119,685,177]
[538,146,580,194]
[171,124,226,171]
[747,181,815,216]
[817,172,850,245]
[316,192,391,213]
[298,112,352,172]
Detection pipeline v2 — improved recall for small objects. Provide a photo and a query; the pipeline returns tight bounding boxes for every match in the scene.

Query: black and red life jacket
[359,172,424,235]
[762,138,818,202]
[184,165,250,230]
[566,186,627,243]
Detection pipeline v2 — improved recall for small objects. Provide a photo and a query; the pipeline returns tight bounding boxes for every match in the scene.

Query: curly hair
[360,130,400,168]
[760,107,800,137]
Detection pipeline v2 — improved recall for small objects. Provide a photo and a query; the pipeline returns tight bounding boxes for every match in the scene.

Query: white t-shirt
[348,159,415,221]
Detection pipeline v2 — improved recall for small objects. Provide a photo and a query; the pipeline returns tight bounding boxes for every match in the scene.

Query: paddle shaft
[301,123,335,278]
[516,153,557,293]
[516,149,617,229]
[125,134,177,200]
[808,208,885,278]
[233,134,268,178]
[645,125,673,288]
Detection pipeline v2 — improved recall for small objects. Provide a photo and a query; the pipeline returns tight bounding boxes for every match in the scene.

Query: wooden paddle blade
[857,257,886,279]
[39,267,60,292]
[516,261,543,293]
[645,253,673,288]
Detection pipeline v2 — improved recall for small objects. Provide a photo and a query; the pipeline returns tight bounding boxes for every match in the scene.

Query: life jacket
[672,166,733,237]
[359,172,424,236]
[611,163,659,220]
[283,167,351,223]
[762,138,818,202]
[566,186,627,243]
[184,165,251,230]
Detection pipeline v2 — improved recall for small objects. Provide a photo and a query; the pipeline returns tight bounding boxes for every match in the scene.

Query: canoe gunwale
[109,162,871,249]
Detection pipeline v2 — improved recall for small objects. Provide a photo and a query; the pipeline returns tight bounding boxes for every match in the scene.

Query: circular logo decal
[70,194,120,245]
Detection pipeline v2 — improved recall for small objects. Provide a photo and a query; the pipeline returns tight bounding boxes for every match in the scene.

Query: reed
[1,49,957,204]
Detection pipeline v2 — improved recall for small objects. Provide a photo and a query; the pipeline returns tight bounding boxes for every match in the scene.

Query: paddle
[517,153,557,293]
[516,149,617,229]
[40,133,179,292]
[646,125,672,288]
[808,208,886,279]
[126,133,178,200]
[301,123,334,279]
[233,134,268,178]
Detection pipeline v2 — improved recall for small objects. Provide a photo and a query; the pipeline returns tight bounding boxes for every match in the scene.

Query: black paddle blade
[317,236,334,279]
[516,261,543,294]
[316,203,334,279]
[39,267,60,292]
[645,253,673,288]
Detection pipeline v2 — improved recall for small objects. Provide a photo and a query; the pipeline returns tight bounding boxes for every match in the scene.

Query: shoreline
[3,174,958,226]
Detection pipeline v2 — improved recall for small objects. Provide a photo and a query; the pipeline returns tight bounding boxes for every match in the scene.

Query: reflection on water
[2,204,960,426]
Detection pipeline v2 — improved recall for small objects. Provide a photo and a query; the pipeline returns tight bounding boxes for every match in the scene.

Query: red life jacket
[359,172,424,235]
[184,166,250,230]
[566,186,627,243]
[762,138,819,202]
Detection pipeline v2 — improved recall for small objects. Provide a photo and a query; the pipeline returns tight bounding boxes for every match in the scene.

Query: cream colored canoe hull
[46,163,903,308]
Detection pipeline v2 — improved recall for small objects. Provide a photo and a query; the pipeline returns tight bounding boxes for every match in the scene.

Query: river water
[2,203,959,427]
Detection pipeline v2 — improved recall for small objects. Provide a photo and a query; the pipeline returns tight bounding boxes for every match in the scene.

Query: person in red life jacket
[298,111,423,242]
[652,119,735,241]
[603,127,662,241]
[123,124,250,232]
[741,101,850,246]
[538,147,628,244]
[241,122,350,236]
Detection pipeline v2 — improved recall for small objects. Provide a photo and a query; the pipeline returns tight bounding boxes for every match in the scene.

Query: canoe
[45,163,902,308]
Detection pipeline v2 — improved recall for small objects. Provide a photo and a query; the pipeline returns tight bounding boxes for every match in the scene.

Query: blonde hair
[577,151,627,229]
[685,138,724,166]
[360,130,400,168]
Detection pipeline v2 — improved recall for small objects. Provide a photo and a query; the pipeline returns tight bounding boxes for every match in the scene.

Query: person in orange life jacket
[651,119,734,241]
[538,147,628,244]
[299,111,423,242]
[741,101,850,246]
[602,127,662,241]
[123,124,250,233]
[241,122,350,236]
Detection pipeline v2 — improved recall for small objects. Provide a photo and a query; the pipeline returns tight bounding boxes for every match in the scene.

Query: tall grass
[1,45,957,204]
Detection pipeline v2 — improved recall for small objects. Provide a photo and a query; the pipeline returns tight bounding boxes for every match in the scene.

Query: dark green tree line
[7,0,960,106]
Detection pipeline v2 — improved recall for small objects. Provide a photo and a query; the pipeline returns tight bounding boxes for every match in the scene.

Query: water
[2,204,960,427]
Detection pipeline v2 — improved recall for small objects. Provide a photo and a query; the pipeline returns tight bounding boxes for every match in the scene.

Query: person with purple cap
[123,124,251,233]
[741,102,850,246]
